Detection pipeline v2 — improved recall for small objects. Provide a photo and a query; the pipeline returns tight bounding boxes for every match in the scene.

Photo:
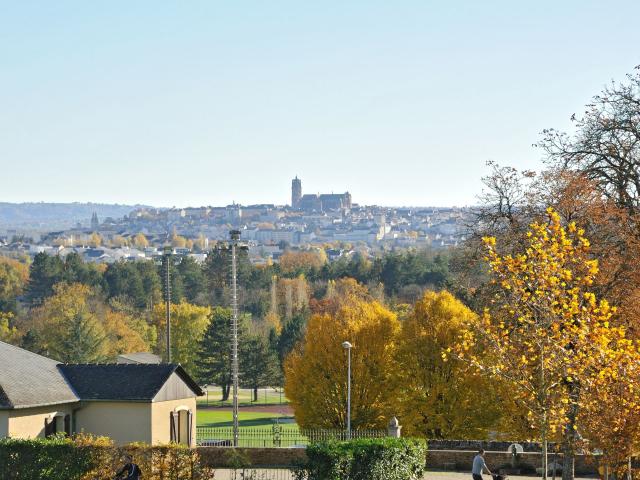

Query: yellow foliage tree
[284,290,399,429]
[0,312,21,344]
[153,301,210,374]
[88,232,102,247]
[133,233,149,248]
[395,290,501,439]
[0,256,29,313]
[25,283,150,362]
[452,208,634,480]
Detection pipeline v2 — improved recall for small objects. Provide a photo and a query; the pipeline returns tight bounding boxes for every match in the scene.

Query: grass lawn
[197,409,297,429]
[198,387,288,407]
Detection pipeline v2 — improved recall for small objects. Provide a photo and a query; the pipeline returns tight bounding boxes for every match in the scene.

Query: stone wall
[425,450,597,476]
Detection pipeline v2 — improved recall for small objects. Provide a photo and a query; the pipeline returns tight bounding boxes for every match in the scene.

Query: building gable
[152,372,198,402]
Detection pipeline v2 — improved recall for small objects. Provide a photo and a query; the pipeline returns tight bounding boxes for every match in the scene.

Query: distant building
[291,176,302,209]
[291,176,351,212]
[90,212,99,231]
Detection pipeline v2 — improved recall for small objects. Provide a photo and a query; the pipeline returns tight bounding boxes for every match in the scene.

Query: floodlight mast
[230,230,241,447]
[163,245,173,363]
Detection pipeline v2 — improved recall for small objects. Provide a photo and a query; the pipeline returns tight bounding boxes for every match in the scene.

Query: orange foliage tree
[452,208,638,480]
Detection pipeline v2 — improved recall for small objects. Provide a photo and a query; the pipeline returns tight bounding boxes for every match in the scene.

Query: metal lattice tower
[163,245,172,363]
[229,230,241,447]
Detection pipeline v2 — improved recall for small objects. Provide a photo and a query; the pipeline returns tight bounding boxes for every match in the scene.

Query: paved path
[423,473,595,479]
[211,469,597,479]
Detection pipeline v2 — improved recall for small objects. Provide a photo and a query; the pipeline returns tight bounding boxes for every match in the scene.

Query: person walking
[472,449,492,480]
[114,454,142,480]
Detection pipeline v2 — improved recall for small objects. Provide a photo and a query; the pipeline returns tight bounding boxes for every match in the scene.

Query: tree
[153,301,210,374]
[25,252,64,306]
[279,250,326,276]
[176,256,206,304]
[23,283,150,362]
[195,307,248,401]
[133,233,149,248]
[395,290,500,439]
[284,287,400,429]
[240,334,279,402]
[452,209,631,480]
[538,67,640,214]
[88,232,102,248]
[277,313,306,365]
[55,311,108,363]
[0,256,29,313]
[0,312,21,344]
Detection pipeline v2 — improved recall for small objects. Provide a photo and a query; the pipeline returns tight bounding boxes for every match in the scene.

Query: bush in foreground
[0,434,213,480]
[296,437,427,480]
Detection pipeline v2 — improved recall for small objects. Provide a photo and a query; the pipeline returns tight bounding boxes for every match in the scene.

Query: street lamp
[342,341,352,440]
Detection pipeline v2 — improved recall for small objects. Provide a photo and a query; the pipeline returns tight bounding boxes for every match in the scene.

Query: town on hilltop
[0,177,468,265]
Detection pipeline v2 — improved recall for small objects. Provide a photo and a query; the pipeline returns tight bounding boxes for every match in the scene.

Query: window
[170,409,193,446]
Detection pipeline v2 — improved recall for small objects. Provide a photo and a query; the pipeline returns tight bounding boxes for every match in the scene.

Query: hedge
[0,434,214,480]
[296,437,427,480]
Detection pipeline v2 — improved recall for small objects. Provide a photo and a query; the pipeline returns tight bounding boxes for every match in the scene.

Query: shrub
[297,437,427,480]
[0,435,214,480]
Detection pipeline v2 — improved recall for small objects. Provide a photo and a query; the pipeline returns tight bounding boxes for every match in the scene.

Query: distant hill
[0,202,152,231]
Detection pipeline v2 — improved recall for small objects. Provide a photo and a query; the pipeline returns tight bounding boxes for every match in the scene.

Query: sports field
[197,405,295,428]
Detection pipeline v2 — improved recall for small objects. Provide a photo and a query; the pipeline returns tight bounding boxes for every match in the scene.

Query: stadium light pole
[230,230,242,447]
[163,245,172,363]
[342,341,352,439]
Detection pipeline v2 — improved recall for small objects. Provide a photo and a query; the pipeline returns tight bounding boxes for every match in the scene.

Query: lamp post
[342,341,352,439]
[162,245,173,363]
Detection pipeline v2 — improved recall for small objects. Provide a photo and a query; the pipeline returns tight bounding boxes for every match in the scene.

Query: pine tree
[240,335,279,402]
[195,307,247,401]
[54,311,107,363]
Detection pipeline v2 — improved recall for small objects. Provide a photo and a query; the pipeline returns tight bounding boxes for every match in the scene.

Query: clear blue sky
[1,1,639,207]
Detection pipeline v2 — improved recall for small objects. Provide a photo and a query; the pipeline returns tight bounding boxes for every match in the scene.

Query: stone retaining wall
[198,446,598,475]
[425,450,597,476]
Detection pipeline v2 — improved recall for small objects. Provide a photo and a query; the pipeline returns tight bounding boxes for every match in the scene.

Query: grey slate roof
[116,352,161,364]
[0,341,79,409]
[58,364,203,401]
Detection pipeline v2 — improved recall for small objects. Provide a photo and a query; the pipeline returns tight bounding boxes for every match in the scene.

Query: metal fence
[211,469,297,480]
[196,425,386,447]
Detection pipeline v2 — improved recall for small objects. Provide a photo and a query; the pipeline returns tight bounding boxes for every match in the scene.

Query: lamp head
[342,341,352,349]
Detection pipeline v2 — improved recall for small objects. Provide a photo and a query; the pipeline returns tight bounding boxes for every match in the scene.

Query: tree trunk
[542,430,548,480]
[221,383,230,402]
[561,398,579,480]
[253,387,258,403]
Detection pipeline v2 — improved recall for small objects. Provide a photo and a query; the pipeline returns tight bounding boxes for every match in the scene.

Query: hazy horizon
[2,1,640,207]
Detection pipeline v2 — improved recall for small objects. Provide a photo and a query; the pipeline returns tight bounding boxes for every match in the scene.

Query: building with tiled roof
[0,341,202,445]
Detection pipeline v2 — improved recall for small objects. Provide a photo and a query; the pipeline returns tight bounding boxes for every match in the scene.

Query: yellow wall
[8,405,76,439]
[0,411,8,437]
[151,398,197,446]
[75,402,152,445]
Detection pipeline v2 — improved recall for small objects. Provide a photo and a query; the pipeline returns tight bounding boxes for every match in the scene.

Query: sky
[1,1,640,208]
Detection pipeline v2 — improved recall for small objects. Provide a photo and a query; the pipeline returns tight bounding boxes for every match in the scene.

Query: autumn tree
[452,209,632,480]
[279,250,326,276]
[0,256,29,313]
[0,312,21,344]
[88,232,102,248]
[395,290,500,439]
[23,283,150,362]
[284,285,400,429]
[133,233,149,248]
[153,301,210,374]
